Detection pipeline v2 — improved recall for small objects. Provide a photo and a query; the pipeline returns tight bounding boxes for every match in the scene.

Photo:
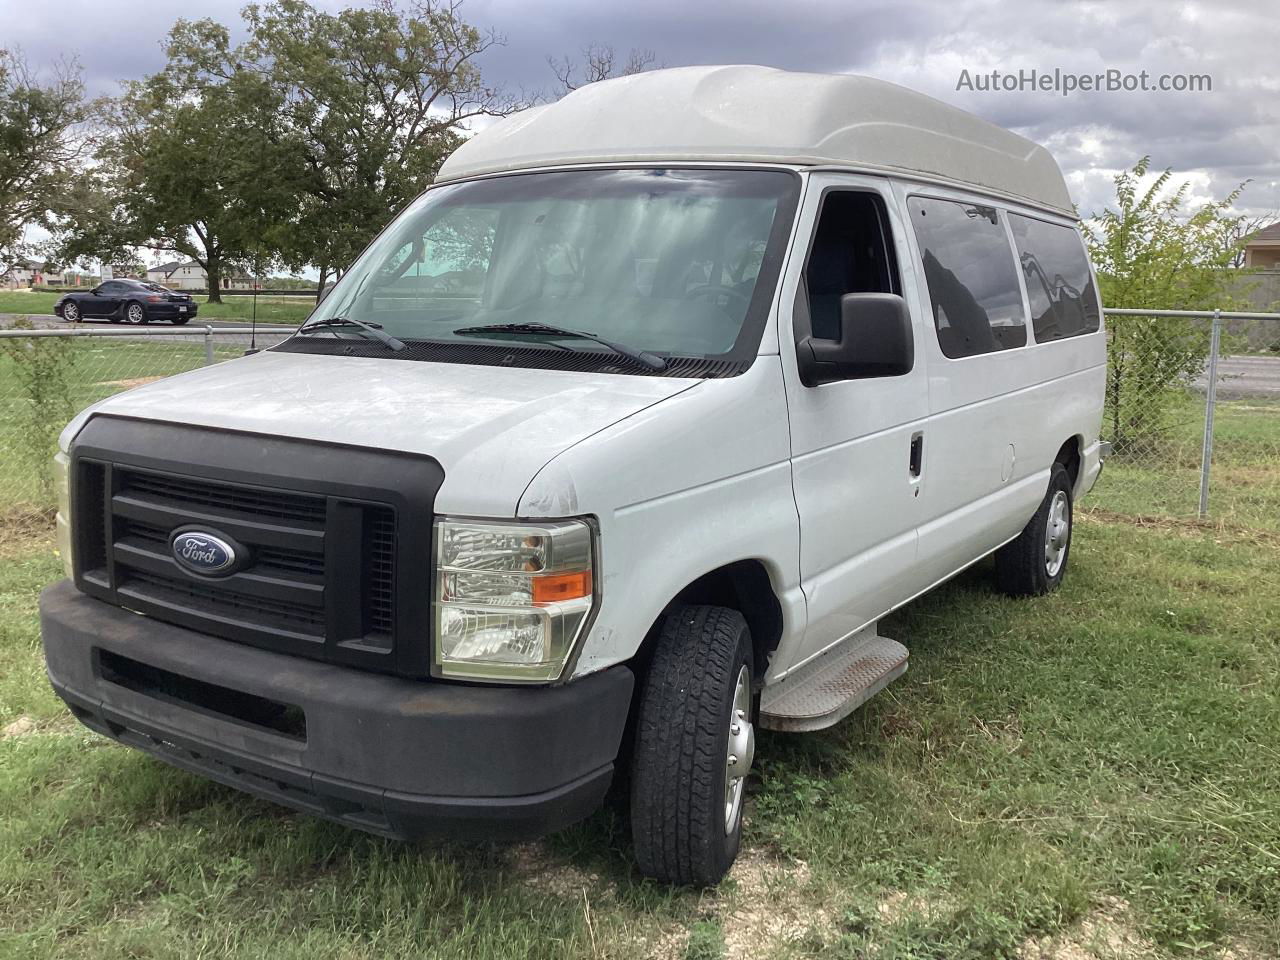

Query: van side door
[896,187,1046,587]
[774,174,932,675]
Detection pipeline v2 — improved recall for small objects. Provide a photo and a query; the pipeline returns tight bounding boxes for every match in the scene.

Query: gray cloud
[4,0,1277,221]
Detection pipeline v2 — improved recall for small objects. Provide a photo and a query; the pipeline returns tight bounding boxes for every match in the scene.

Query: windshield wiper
[297,316,406,352]
[452,322,667,371]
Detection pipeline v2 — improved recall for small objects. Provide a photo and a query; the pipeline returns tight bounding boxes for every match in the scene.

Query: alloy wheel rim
[64,304,78,320]
[1044,490,1070,577]
[724,664,754,834]
[127,305,144,323]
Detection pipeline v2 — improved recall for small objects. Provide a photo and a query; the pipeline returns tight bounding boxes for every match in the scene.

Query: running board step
[759,631,908,733]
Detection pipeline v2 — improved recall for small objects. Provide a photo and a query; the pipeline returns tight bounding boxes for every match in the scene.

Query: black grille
[121,470,327,524]
[364,507,396,636]
[69,418,443,677]
[76,461,403,671]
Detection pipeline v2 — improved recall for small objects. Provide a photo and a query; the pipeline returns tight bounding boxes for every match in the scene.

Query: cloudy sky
[5,0,1278,222]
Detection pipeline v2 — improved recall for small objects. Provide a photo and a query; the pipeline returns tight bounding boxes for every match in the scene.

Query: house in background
[146,260,256,291]
[2,258,52,288]
[1243,223,1280,268]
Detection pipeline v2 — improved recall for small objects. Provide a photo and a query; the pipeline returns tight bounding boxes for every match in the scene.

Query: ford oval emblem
[171,531,238,577]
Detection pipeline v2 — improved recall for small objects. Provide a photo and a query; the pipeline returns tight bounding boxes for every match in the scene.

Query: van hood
[70,350,700,516]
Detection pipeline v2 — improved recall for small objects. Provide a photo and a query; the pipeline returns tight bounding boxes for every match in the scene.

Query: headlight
[54,451,73,579]
[433,518,595,682]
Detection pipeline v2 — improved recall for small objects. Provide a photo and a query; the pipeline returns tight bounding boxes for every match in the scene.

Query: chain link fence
[0,325,293,530]
[1,311,1277,536]
[1094,309,1280,533]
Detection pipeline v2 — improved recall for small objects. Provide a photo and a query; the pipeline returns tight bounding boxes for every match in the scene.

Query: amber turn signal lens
[531,570,592,605]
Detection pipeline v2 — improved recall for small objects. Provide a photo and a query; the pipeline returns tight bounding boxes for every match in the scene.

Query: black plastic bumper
[40,580,634,839]
[148,304,197,321]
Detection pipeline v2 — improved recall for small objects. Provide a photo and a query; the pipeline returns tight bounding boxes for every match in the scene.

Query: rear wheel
[124,301,147,324]
[630,605,754,886]
[995,462,1073,597]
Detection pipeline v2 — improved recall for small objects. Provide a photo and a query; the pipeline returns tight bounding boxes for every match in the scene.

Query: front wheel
[995,462,1073,597]
[60,302,80,322]
[124,301,147,324]
[630,605,755,886]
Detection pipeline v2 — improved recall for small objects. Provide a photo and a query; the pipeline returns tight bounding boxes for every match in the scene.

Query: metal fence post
[204,325,215,365]
[1198,308,1223,518]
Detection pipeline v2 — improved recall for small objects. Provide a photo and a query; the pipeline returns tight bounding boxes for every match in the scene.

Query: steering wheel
[684,283,752,310]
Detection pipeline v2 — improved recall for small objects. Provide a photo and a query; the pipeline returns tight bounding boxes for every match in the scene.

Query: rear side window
[1009,214,1101,341]
[908,197,1027,358]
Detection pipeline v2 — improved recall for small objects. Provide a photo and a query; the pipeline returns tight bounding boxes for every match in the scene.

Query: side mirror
[90,287,102,296]
[797,292,914,387]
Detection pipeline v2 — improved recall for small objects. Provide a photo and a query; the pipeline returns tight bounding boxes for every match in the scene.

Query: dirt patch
[0,512,55,557]
[1018,896,1157,960]
[2,714,81,739]
[1078,507,1280,547]
[717,848,827,959]
[507,841,611,902]
[2,716,37,739]
[96,376,167,389]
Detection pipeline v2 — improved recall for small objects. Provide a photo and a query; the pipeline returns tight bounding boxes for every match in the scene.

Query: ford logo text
[171,531,239,576]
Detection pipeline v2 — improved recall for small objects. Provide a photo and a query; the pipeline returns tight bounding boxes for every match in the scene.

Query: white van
[41,66,1106,885]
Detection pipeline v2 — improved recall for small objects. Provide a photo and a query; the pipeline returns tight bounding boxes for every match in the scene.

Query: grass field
[2,515,1278,958]
[1090,394,1280,532]
[0,290,313,325]
[0,339,248,516]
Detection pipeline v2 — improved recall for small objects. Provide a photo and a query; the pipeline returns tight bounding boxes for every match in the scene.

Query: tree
[0,50,87,275]
[59,20,299,302]
[1083,157,1252,452]
[547,43,656,95]
[222,0,516,299]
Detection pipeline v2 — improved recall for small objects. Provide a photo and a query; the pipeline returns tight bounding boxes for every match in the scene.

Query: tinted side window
[908,197,1026,358]
[101,281,126,294]
[1009,215,1100,341]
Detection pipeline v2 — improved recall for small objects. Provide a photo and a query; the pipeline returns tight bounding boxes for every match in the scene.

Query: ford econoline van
[41,66,1106,885]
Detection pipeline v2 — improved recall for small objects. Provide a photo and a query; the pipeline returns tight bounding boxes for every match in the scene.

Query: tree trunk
[205,256,224,304]
[315,263,329,304]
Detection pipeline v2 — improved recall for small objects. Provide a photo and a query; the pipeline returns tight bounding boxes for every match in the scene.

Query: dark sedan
[56,279,198,325]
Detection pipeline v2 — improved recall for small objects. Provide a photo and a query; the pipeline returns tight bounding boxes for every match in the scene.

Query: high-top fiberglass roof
[436,65,1074,216]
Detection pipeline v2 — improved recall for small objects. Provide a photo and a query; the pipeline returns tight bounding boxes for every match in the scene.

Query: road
[1206,355,1280,398]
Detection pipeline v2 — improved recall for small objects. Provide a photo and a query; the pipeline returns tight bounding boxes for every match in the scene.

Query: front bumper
[40,580,633,839]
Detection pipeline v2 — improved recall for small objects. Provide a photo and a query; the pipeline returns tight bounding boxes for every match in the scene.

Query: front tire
[60,302,80,322]
[995,462,1073,597]
[124,301,147,324]
[630,605,755,886]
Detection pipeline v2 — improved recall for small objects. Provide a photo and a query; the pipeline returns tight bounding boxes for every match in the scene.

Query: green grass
[0,290,313,325]
[2,513,1278,958]
[1092,394,1280,531]
[0,339,248,517]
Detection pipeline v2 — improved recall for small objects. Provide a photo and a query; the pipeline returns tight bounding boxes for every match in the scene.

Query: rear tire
[170,316,191,326]
[630,605,754,886]
[995,462,1073,597]
[124,301,147,324]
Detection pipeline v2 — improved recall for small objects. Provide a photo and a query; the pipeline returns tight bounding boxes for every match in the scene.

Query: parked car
[41,66,1107,886]
[56,279,198,325]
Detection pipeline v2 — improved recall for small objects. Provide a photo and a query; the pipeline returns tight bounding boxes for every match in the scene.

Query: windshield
[298,168,799,368]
